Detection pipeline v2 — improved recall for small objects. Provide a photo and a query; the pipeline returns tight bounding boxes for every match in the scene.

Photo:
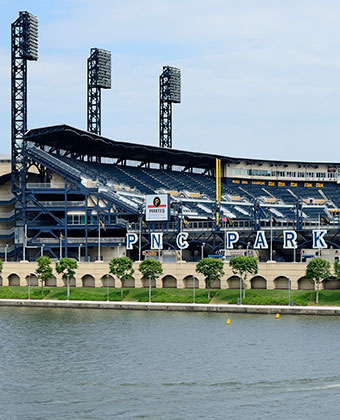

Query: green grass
[1,286,340,306]
[125,288,216,304]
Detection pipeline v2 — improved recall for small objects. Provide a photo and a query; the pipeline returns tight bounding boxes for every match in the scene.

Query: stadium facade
[3,11,340,265]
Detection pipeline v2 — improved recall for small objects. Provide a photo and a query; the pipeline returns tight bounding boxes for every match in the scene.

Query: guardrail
[31,237,125,244]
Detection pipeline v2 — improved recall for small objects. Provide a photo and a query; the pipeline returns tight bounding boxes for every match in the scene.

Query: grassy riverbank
[1,286,340,306]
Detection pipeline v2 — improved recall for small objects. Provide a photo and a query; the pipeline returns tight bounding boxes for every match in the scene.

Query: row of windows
[232,168,339,179]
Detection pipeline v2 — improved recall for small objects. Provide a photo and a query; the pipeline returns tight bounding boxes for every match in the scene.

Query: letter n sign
[151,232,163,250]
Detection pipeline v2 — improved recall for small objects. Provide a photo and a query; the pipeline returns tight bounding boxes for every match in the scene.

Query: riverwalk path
[1,299,340,316]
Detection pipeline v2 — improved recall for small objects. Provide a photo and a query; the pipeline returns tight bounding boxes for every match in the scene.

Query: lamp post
[192,275,195,304]
[201,242,205,260]
[41,243,45,257]
[239,276,243,305]
[148,275,152,303]
[5,243,8,262]
[106,274,109,301]
[288,277,291,305]
[67,274,70,300]
[28,274,31,300]
[246,242,250,256]
[59,236,62,259]
[78,244,83,262]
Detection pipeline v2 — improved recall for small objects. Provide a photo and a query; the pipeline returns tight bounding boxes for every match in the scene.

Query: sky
[1,0,340,162]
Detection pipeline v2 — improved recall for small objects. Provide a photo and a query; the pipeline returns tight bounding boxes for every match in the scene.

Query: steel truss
[87,48,111,135]
[11,11,38,259]
[159,66,181,148]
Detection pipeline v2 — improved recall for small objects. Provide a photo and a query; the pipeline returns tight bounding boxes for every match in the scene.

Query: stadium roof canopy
[25,124,340,170]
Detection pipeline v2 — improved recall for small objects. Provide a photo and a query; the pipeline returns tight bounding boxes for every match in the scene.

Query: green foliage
[109,257,134,285]
[306,258,331,283]
[36,256,53,295]
[306,257,331,303]
[196,258,224,298]
[55,258,78,281]
[229,256,258,282]
[138,259,163,281]
[36,256,53,282]
[334,260,340,280]
[229,255,258,299]
[0,259,3,273]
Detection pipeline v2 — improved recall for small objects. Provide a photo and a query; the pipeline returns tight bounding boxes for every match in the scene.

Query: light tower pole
[11,11,38,259]
[159,66,181,148]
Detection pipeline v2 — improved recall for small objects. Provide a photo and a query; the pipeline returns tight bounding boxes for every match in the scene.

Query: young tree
[109,257,134,298]
[229,256,258,299]
[196,258,224,299]
[334,260,340,280]
[306,257,331,304]
[138,259,163,301]
[35,256,53,296]
[56,258,78,299]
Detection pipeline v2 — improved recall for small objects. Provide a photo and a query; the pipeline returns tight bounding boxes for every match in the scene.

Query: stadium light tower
[159,66,181,148]
[11,11,38,196]
[87,48,111,135]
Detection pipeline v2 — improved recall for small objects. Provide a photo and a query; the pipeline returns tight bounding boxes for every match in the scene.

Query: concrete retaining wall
[0,261,316,290]
[0,299,339,316]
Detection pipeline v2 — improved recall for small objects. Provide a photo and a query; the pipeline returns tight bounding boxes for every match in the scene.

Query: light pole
[192,275,195,304]
[28,274,31,300]
[41,244,45,257]
[5,243,8,262]
[148,275,151,303]
[201,242,205,260]
[246,242,250,256]
[239,276,243,305]
[288,277,291,305]
[223,226,226,260]
[106,274,109,301]
[118,243,121,258]
[67,274,70,300]
[59,236,62,259]
[78,244,83,262]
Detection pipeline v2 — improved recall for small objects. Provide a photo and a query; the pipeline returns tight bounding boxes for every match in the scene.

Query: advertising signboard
[145,194,170,221]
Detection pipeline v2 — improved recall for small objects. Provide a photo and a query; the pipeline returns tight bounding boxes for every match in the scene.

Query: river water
[0,307,339,420]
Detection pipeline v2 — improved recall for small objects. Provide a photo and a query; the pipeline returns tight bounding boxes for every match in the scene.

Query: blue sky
[1,0,340,162]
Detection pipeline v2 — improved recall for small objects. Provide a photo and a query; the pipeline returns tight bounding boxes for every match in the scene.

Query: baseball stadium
[2,11,340,290]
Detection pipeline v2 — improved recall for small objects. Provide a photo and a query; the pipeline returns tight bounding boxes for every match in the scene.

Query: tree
[35,256,53,296]
[306,257,331,304]
[109,257,134,298]
[0,259,3,275]
[334,259,340,277]
[196,258,224,299]
[229,256,258,299]
[56,258,78,299]
[138,259,163,301]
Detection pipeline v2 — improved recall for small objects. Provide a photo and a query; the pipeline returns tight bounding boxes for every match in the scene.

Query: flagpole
[318,213,321,257]
[270,214,273,261]
[138,212,142,261]
[98,217,101,261]
[23,224,27,261]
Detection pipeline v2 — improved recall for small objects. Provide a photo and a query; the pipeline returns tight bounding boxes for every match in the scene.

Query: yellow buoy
[276,313,280,319]
[226,318,230,325]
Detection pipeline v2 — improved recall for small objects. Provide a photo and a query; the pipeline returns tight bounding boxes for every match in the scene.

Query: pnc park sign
[125,229,329,251]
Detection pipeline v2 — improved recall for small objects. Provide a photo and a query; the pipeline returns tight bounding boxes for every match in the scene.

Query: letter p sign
[126,233,138,250]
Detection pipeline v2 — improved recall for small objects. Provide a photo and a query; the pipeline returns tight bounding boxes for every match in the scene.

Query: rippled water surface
[0,307,340,419]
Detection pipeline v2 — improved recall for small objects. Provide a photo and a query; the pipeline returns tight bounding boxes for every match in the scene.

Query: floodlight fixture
[159,66,181,148]
[87,48,112,135]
